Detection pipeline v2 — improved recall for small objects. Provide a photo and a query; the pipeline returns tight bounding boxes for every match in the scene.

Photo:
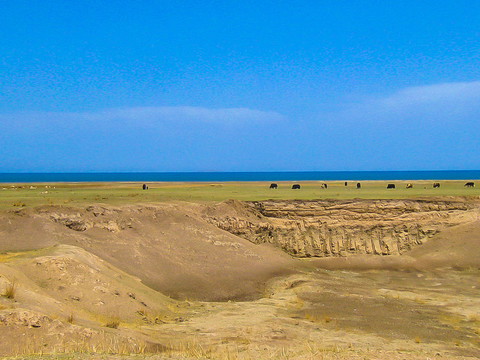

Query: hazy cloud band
[0,106,285,126]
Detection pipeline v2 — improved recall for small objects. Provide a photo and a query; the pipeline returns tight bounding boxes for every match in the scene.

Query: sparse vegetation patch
[3,280,16,299]
[104,318,120,329]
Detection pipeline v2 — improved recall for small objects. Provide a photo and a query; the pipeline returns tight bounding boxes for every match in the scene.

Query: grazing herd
[139,182,476,191]
[269,182,363,190]
[267,181,476,190]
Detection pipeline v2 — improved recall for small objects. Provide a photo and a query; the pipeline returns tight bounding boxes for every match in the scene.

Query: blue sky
[1,1,479,172]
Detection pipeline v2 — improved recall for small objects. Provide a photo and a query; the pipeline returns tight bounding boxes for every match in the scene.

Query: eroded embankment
[1,198,480,358]
[204,199,480,257]
[1,198,479,301]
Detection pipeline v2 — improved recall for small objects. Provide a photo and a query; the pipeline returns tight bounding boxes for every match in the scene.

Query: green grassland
[0,180,478,210]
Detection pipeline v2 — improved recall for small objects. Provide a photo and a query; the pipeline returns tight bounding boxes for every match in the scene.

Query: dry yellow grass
[3,280,16,299]
[467,313,480,322]
[304,309,332,324]
[104,318,120,329]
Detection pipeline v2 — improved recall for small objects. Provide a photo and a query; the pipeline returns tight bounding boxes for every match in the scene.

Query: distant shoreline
[1,170,480,183]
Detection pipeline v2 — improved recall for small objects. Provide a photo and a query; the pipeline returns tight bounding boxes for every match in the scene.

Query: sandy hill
[0,203,298,301]
[0,244,176,355]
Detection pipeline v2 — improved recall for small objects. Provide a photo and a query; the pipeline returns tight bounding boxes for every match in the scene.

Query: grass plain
[1,180,479,209]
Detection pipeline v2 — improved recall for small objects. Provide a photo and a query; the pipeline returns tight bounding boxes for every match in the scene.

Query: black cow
[406,183,413,189]
[356,182,361,189]
[344,181,348,186]
[387,184,395,189]
[321,183,328,189]
[142,184,148,190]
[464,182,475,187]
[269,183,278,189]
[292,184,301,189]
[433,182,440,188]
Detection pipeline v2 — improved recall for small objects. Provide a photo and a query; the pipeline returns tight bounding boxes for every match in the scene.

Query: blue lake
[0,170,479,183]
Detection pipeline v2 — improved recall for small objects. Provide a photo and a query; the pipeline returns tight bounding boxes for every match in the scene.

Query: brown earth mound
[408,220,480,268]
[0,244,176,356]
[0,203,297,301]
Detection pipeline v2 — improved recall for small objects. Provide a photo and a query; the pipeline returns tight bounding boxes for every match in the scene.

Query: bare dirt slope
[2,198,479,300]
[1,198,480,359]
[407,220,480,267]
[1,203,298,301]
[0,244,175,356]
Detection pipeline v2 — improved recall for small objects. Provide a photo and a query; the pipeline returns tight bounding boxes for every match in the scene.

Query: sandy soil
[0,197,479,359]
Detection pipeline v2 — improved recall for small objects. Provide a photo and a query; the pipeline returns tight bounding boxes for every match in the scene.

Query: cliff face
[204,199,480,257]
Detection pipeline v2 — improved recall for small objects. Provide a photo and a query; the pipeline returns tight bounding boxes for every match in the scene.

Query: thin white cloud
[382,80,480,107]
[336,80,480,124]
[0,106,285,127]
[96,106,285,123]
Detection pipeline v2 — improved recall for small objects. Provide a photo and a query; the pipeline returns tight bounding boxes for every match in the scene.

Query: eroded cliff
[204,199,480,257]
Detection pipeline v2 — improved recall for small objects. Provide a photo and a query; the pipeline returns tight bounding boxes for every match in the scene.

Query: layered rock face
[205,199,480,257]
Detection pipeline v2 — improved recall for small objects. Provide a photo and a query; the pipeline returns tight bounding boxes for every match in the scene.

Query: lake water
[0,170,479,183]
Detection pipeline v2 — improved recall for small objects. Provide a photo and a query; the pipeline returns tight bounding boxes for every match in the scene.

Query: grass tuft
[66,313,74,324]
[105,318,120,329]
[166,339,213,358]
[3,280,16,299]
